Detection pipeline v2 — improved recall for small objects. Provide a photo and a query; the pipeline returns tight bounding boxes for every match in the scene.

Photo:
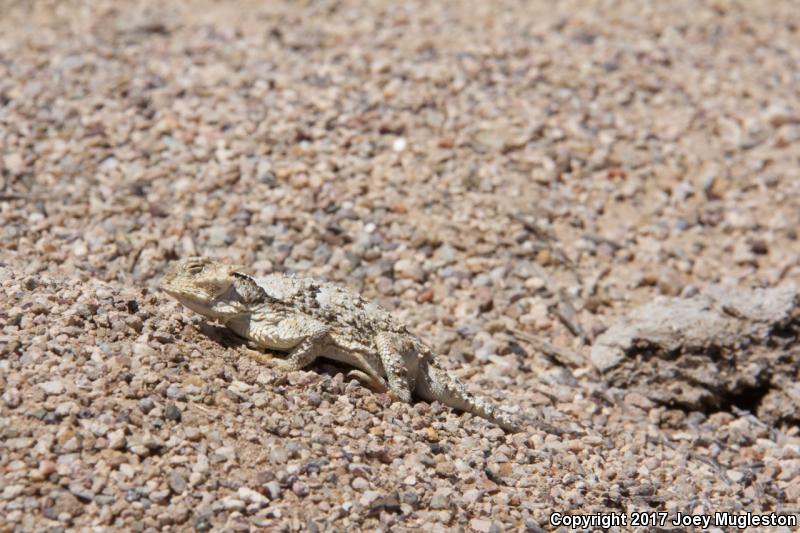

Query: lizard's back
[254,273,410,346]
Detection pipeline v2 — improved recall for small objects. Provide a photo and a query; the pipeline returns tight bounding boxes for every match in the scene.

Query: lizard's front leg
[271,326,330,372]
[242,314,332,372]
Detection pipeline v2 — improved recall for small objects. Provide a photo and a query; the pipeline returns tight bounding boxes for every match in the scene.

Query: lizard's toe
[347,370,389,393]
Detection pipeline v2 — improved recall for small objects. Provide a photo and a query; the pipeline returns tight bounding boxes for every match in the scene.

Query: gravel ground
[2,0,800,531]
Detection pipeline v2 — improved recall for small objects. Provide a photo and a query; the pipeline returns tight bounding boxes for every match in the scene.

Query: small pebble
[165,404,182,421]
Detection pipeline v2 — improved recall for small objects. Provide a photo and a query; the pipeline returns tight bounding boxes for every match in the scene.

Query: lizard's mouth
[159,278,211,306]
[161,282,247,321]
[177,297,215,316]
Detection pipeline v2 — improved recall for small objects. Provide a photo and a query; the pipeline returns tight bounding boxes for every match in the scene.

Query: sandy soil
[1,1,799,531]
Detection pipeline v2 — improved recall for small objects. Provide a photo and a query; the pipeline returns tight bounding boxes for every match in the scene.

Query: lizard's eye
[186,263,204,275]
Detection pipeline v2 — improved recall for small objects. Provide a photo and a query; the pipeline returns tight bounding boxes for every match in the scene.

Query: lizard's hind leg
[376,332,417,403]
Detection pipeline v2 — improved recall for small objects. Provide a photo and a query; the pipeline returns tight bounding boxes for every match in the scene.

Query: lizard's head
[159,257,249,320]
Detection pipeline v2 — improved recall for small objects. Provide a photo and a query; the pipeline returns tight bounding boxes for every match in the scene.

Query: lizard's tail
[415,359,522,433]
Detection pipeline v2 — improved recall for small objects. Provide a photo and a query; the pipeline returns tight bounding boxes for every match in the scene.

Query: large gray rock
[591,285,800,423]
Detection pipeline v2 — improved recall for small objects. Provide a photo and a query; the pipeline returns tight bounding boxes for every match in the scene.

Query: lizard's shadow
[199,322,252,350]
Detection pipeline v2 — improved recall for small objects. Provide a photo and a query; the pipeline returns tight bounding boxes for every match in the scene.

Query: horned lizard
[160,257,521,432]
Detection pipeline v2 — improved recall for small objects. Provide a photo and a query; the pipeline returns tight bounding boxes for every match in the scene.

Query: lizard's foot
[241,348,299,371]
[242,347,275,364]
[347,370,389,393]
[269,358,305,372]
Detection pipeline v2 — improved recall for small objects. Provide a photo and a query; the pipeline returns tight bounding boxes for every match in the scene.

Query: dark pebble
[165,404,182,421]
[193,514,213,532]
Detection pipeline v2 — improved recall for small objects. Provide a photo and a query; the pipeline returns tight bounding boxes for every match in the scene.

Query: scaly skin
[160,257,521,432]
